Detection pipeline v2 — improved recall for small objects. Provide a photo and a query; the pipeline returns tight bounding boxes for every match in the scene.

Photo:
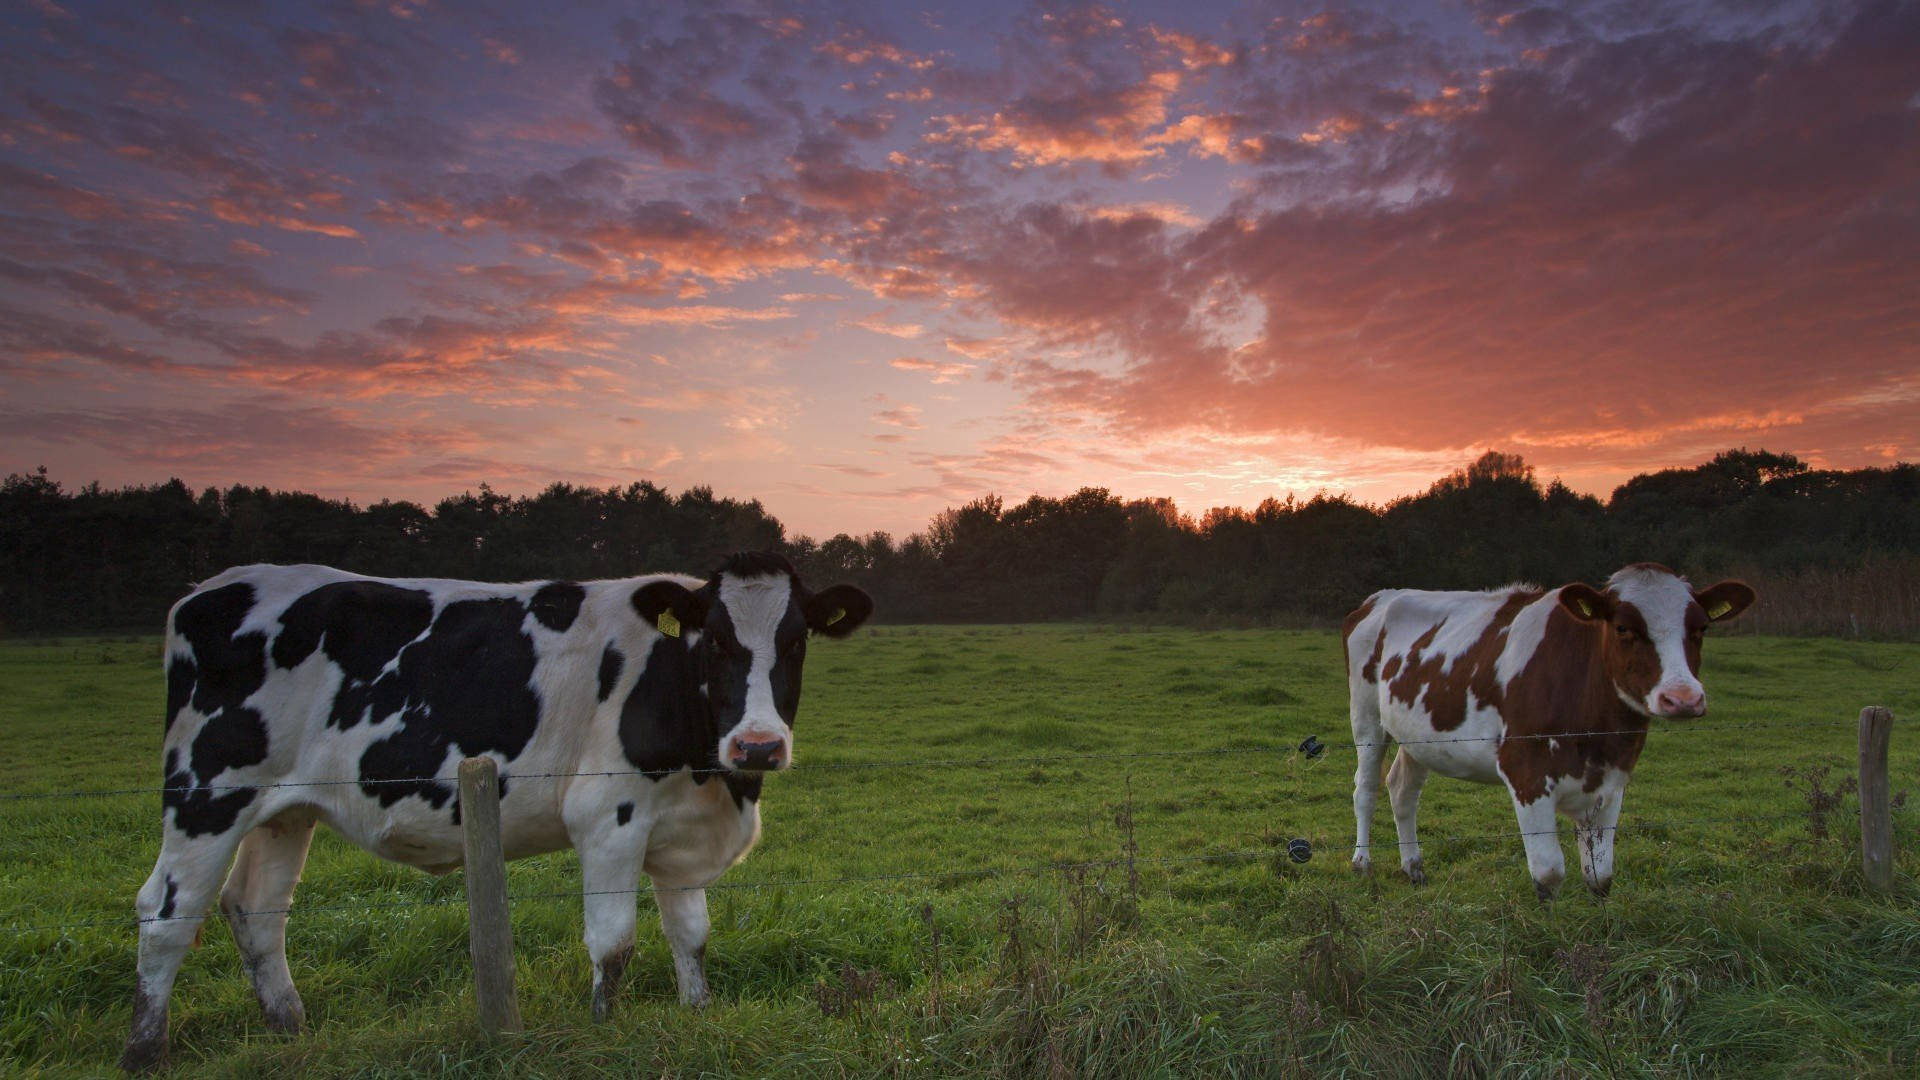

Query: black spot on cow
[598,645,624,702]
[530,582,586,632]
[190,708,268,782]
[766,606,809,724]
[157,876,177,920]
[273,581,434,731]
[355,598,544,811]
[619,638,709,779]
[162,583,271,836]
[616,802,633,826]
[161,747,256,838]
[619,637,761,808]
[164,655,195,735]
[173,583,269,730]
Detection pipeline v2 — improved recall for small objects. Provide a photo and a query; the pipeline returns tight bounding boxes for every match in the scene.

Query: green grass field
[4,627,1919,1077]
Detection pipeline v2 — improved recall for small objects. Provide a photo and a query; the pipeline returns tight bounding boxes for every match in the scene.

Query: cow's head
[1559,564,1755,719]
[631,552,872,773]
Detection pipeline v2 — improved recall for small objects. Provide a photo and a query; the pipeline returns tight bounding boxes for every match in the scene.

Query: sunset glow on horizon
[2,0,1916,540]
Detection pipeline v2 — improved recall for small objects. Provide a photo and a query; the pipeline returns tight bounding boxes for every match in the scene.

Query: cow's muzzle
[726,735,788,772]
[1654,687,1706,719]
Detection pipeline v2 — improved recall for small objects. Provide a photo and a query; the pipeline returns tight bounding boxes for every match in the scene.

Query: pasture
[3,626,1919,1077]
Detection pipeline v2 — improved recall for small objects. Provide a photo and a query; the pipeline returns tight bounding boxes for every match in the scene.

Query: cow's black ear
[804,584,873,638]
[1694,580,1756,622]
[1559,583,1613,622]
[632,581,709,639]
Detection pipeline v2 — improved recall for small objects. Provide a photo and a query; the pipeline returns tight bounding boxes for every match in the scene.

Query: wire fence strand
[0,716,1864,803]
[2,806,1884,938]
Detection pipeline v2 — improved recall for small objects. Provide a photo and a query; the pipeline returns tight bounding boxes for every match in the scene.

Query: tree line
[4,449,1918,636]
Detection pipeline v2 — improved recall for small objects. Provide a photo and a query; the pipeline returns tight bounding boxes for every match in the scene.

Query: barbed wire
[1,806,1882,938]
[0,716,1866,803]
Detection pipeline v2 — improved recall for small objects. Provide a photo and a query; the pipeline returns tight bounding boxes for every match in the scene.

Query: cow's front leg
[652,878,711,1007]
[576,832,642,1022]
[1507,787,1564,901]
[1575,791,1625,897]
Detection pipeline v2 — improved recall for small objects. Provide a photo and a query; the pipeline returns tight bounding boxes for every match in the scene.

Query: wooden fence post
[1858,707,1895,894]
[459,756,523,1034]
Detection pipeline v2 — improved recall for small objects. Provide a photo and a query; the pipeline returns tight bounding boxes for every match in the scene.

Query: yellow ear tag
[1573,597,1593,618]
[827,607,846,626]
[1706,600,1732,620]
[656,610,681,638]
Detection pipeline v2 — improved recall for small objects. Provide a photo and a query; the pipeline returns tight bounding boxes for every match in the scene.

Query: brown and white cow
[1342,564,1754,898]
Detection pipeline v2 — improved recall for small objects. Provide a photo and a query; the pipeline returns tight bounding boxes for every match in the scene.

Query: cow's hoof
[119,1036,167,1075]
[1587,877,1613,899]
[1403,860,1427,886]
[1534,880,1559,903]
[122,989,168,1073]
[1351,854,1371,875]
[261,996,304,1035]
[592,945,631,1022]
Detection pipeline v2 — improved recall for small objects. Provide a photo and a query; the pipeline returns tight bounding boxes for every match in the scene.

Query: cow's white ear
[1694,580,1756,622]
[1559,583,1612,622]
[805,584,873,638]
[632,581,708,637]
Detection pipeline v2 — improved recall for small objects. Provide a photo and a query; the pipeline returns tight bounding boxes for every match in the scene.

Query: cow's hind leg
[220,811,317,1035]
[1350,694,1387,874]
[1386,748,1430,884]
[122,823,250,1073]
[653,879,711,1007]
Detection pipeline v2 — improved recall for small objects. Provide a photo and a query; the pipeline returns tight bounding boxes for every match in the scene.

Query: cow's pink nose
[728,737,786,770]
[1656,688,1705,716]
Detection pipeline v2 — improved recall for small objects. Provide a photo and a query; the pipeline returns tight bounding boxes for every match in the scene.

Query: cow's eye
[1614,624,1635,640]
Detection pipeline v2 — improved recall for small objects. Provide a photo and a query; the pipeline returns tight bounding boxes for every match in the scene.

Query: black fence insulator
[1288,838,1313,863]
[1298,736,1325,760]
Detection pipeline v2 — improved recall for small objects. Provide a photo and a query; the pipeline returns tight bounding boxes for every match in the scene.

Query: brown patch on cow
[1608,601,1667,706]
[1385,624,1441,702]
[1342,597,1378,674]
[1379,653,1402,681]
[1499,604,1649,804]
[1582,762,1608,793]
[1360,629,1387,681]
[1385,591,1541,732]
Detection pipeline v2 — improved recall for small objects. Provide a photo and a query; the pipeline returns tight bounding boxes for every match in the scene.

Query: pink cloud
[889,356,973,383]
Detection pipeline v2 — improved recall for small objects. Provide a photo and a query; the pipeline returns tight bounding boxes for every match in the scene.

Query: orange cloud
[847,311,925,339]
[889,356,974,383]
[1148,26,1235,70]
[931,70,1185,167]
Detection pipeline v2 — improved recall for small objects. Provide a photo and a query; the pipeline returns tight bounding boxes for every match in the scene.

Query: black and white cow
[122,552,871,1071]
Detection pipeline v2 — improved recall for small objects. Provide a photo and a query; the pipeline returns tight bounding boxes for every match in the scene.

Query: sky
[1,0,1916,540]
